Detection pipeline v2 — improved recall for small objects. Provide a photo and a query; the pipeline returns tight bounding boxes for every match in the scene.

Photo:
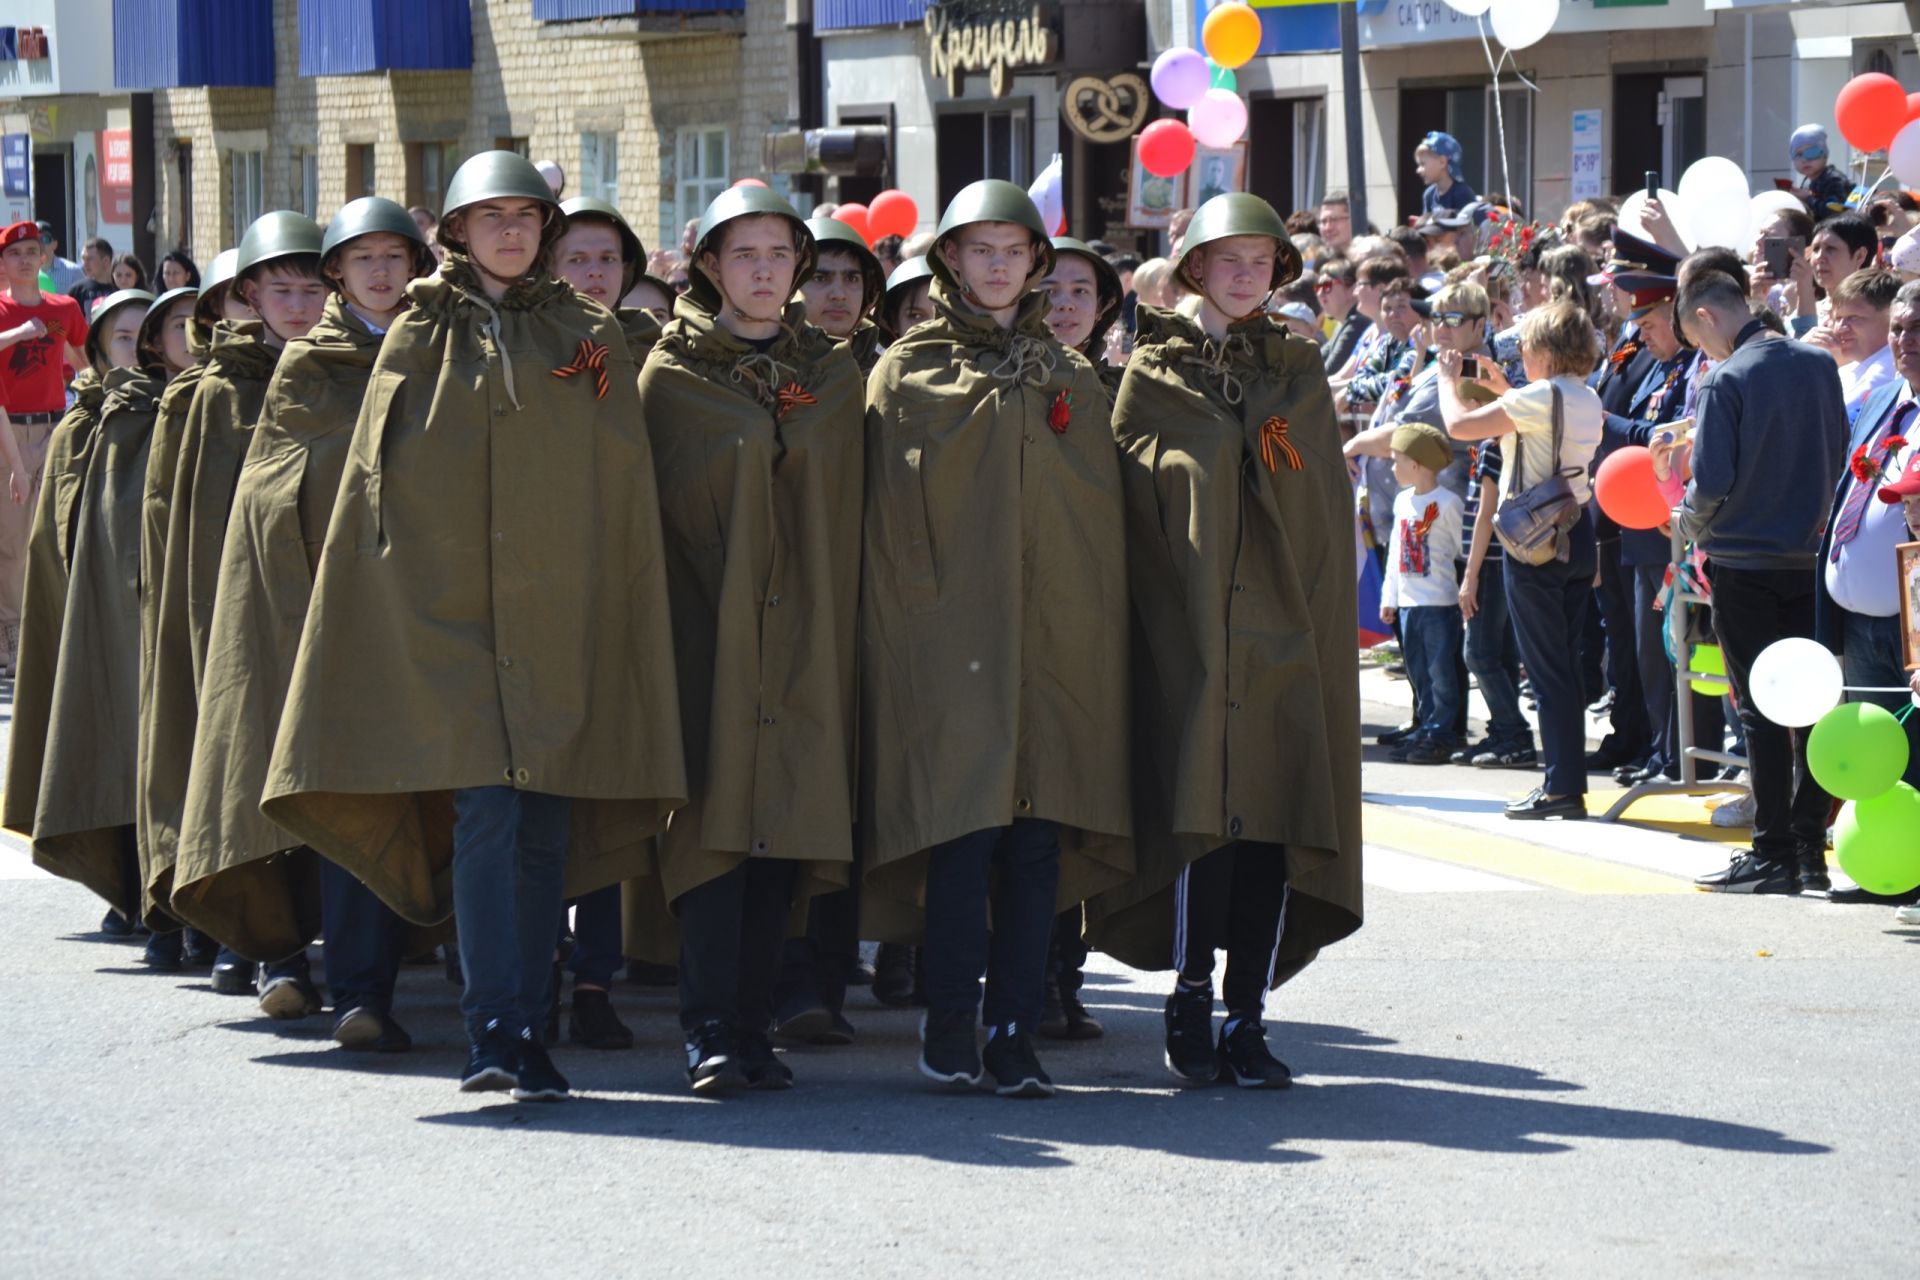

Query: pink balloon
[732,178,768,188]
[1188,88,1248,149]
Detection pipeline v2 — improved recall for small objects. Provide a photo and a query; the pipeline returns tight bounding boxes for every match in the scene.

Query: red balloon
[1593,446,1671,531]
[1836,73,1910,154]
[732,177,769,189]
[1139,118,1196,179]
[868,189,919,240]
[834,202,872,244]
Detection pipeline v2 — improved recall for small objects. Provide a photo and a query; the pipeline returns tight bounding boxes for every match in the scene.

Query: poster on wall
[1190,143,1248,209]
[1570,110,1603,202]
[1,133,29,226]
[72,130,134,254]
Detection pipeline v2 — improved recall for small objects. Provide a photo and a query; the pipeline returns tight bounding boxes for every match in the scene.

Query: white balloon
[1749,190,1806,238]
[1490,0,1559,49]
[1889,119,1920,188]
[1676,156,1752,251]
[1617,188,1695,252]
[1748,638,1844,729]
[1443,0,1494,15]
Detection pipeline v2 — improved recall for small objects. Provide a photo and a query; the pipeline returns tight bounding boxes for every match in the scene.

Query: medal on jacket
[776,381,817,419]
[552,339,611,400]
[1048,389,1072,434]
[1259,415,1303,472]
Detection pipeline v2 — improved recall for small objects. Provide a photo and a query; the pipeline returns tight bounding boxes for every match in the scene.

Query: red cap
[0,220,42,249]
[1877,449,1920,503]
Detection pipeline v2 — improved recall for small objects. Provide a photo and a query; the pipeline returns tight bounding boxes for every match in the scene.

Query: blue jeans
[1401,604,1464,745]
[451,787,571,1043]
[319,857,408,1013]
[1841,610,1920,790]
[565,884,623,990]
[923,819,1061,1031]
[1462,560,1530,745]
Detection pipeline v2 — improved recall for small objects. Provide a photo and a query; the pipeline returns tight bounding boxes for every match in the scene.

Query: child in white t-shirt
[1381,422,1466,764]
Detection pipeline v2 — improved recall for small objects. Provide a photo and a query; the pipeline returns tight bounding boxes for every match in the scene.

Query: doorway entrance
[1614,71,1706,192]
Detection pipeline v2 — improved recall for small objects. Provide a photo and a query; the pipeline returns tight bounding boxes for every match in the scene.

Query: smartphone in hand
[1458,355,1482,380]
[1761,236,1805,279]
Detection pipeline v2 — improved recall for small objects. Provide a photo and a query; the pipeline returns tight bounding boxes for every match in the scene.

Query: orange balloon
[1202,3,1262,72]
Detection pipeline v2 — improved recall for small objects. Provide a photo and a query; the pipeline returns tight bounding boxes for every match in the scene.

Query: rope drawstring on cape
[730,351,797,411]
[471,293,520,411]
[987,333,1056,387]
[1178,334,1247,407]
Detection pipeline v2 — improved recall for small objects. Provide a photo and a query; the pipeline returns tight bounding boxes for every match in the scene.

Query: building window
[1396,84,1533,221]
[347,144,376,200]
[292,148,319,219]
[580,131,620,206]
[229,149,265,240]
[676,126,730,232]
[407,141,463,216]
[934,104,1031,211]
[496,136,530,158]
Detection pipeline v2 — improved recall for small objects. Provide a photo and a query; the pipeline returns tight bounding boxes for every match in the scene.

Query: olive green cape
[138,322,277,926]
[1084,306,1363,988]
[857,280,1132,935]
[260,254,686,927]
[844,319,883,379]
[635,296,862,914]
[168,298,380,958]
[616,305,661,366]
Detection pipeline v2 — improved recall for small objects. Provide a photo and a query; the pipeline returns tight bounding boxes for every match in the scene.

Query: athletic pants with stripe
[1175,841,1289,1018]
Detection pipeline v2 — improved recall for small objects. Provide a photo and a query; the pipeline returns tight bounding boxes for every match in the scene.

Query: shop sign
[0,27,51,61]
[2,135,30,200]
[102,130,134,223]
[925,1,1059,99]
[1064,73,1150,145]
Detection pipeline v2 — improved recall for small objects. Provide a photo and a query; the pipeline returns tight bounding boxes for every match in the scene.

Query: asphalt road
[2,673,1914,1277]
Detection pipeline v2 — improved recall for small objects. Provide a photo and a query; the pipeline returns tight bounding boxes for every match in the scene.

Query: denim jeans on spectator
[923,819,1060,1032]
[1401,604,1464,744]
[451,786,571,1043]
[1463,560,1531,746]
[1503,509,1598,798]
[1841,610,1920,790]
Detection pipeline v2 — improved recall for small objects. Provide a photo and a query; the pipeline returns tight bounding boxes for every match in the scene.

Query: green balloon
[1834,783,1920,895]
[1689,643,1724,697]
[1806,701,1910,801]
[1208,60,1237,93]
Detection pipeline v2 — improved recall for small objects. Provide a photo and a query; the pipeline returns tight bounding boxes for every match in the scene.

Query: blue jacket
[1813,377,1910,651]
[1590,331,1657,542]
[1678,322,1846,570]
[1599,350,1698,566]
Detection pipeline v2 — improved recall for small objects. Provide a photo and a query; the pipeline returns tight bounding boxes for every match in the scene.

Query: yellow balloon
[1202,3,1263,71]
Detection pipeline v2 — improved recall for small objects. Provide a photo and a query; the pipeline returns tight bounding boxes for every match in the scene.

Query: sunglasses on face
[668,277,690,293]
[1435,311,1483,328]
[1314,280,1339,293]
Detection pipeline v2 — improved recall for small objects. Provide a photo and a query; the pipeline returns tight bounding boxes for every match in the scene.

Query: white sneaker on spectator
[1710,791,1756,828]
[1895,904,1920,926]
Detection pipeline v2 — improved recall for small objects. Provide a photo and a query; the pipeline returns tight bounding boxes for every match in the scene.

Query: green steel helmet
[236,210,324,277]
[321,196,435,281]
[929,179,1054,289]
[438,150,563,251]
[804,216,884,317]
[1173,193,1301,295]
[83,288,157,370]
[688,186,814,315]
[138,285,199,370]
[881,255,935,337]
[193,248,240,329]
[1046,236,1124,352]
[559,197,647,296]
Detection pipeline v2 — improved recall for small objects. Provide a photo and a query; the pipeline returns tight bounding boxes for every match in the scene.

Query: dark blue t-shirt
[1423,181,1477,215]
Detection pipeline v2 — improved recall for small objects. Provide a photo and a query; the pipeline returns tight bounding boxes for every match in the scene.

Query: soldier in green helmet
[555,196,662,372]
[1037,236,1125,398]
[878,254,935,345]
[800,215,886,376]
[630,185,862,1094]
[260,152,686,1103]
[860,179,1132,1099]
[171,197,437,1055]
[1084,191,1363,1091]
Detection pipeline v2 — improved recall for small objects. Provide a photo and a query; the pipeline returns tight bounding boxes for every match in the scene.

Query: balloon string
[1898,704,1916,724]
[1477,20,1538,210]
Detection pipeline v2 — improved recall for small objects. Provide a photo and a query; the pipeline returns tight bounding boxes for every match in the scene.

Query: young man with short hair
[70,238,117,314]
[1820,267,1899,416]
[1316,192,1354,256]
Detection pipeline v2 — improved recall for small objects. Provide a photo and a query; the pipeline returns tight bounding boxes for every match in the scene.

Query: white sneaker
[1895,904,1920,926]
[1709,791,1756,828]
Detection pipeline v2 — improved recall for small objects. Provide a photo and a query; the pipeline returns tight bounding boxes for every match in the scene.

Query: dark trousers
[1633,563,1726,777]
[318,857,407,1013]
[1840,609,1920,790]
[775,876,860,1016]
[675,858,797,1035]
[1463,559,1531,746]
[450,786,571,1042]
[1048,904,1089,998]
[1175,840,1290,1019]
[1709,564,1831,863]
[1595,536,1651,756]
[565,884,624,990]
[923,819,1060,1031]
[1504,509,1598,798]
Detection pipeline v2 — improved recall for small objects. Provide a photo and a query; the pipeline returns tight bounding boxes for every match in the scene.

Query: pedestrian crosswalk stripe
[1363,804,1692,895]
[1362,845,1540,893]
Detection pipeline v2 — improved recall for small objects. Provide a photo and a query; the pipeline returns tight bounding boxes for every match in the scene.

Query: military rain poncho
[634,296,862,915]
[1084,306,1363,988]
[858,280,1133,929]
[168,298,381,958]
[259,254,686,927]
[138,321,277,924]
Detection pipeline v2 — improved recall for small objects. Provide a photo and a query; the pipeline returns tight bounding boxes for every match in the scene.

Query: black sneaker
[258,969,323,1020]
[981,1026,1055,1099]
[141,931,183,973]
[918,1010,983,1087]
[740,1030,794,1091]
[460,1019,520,1093]
[1473,742,1537,769]
[1163,985,1217,1085]
[1450,737,1496,765]
[210,957,256,996]
[332,1004,412,1053]
[1375,721,1417,747]
[1387,734,1426,763]
[1797,850,1832,895]
[771,993,836,1045]
[1039,986,1104,1041]
[1694,851,1801,895]
[685,1020,749,1096]
[872,944,918,1007]
[1403,738,1457,765]
[567,988,635,1050]
[182,929,220,966]
[848,958,876,987]
[1215,1018,1293,1089]
[99,909,138,939]
[513,1029,571,1102]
